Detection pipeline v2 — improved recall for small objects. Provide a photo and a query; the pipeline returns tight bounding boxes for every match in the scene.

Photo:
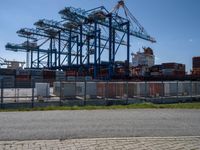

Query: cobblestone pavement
[0,137,200,150]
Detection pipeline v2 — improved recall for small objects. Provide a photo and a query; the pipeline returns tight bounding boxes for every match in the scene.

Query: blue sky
[0,0,199,72]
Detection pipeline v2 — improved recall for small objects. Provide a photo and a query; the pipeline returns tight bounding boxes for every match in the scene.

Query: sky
[0,0,200,72]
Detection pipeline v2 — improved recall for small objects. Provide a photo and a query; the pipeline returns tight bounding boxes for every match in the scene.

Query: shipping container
[43,70,56,79]
[0,68,16,75]
[61,82,76,98]
[76,76,85,81]
[162,63,178,69]
[16,75,30,81]
[56,71,65,76]
[150,72,161,76]
[192,82,200,95]
[0,75,15,88]
[55,76,66,81]
[35,83,50,97]
[65,70,76,76]
[15,81,32,88]
[127,82,137,97]
[115,82,127,98]
[96,82,106,98]
[193,57,200,69]
[29,69,43,76]
[53,82,76,98]
[31,76,43,82]
[86,82,97,98]
[164,81,178,96]
[67,76,76,81]
[16,69,31,76]
[76,82,85,96]
[149,82,163,97]
[178,81,191,96]
[162,69,175,76]
[53,82,61,96]
[85,76,92,81]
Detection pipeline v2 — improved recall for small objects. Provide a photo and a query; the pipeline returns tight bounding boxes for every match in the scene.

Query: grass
[1,102,200,112]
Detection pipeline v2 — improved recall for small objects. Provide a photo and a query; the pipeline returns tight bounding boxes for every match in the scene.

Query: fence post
[162,80,165,98]
[59,81,62,106]
[105,81,108,105]
[84,80,86,106]
[1,78,3,109]
[126,81,128,105]
[31,78,35,108]
[176,81,179,100]
[190,80,193,99]
[145,81,147,101]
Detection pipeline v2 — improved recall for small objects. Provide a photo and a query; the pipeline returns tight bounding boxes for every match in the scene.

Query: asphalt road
[0,109,200,140]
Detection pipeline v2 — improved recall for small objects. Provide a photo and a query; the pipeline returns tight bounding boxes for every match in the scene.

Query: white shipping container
[35,83,50,97]
[164,82,170,96]
[76,82,85,96]
[178,81,191,96]
[62,82,76,97]
[86,82,97,98]
[53,82,61,96]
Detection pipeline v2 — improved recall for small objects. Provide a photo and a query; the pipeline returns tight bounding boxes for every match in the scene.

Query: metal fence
[0,79,200,109]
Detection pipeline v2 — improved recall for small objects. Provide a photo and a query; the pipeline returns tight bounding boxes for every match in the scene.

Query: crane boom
[111,0,156,43]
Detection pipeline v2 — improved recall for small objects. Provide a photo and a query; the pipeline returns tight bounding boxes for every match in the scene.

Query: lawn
[1,102,200,112]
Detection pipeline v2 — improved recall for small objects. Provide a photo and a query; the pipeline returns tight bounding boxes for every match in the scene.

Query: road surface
[0,109,200,140]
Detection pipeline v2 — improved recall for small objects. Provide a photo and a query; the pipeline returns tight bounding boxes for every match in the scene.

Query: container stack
[29,69,43,82]
[162,63,185,77]
[192,57,200,75]
[0,68,15,88]
[0,75,15,88]
[43,70,56,86]
[15,69,31,88]
[150,65,162,76]
[65,70,76,76]
[56,71,65,81]
[67,76,76,81]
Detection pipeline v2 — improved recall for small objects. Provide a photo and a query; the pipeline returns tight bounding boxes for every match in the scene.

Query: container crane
[111,0,156,43]
[5,0,156,79]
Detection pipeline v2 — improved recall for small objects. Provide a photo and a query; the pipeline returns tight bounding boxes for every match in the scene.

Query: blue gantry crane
[5,0,155,79]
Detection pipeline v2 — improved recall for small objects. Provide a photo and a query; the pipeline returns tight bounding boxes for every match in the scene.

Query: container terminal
[1,0,200,85]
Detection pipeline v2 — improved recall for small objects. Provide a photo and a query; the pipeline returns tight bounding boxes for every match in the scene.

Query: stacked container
[56,71,65,81]
[0,75,15,88]
[15,69,31,88]
[192,57,200,75]
[43,70,56,86]
[29,69,43,82]
[0,68,15,88]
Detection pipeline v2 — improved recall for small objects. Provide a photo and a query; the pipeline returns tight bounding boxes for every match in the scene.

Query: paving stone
[0,137,200,150]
